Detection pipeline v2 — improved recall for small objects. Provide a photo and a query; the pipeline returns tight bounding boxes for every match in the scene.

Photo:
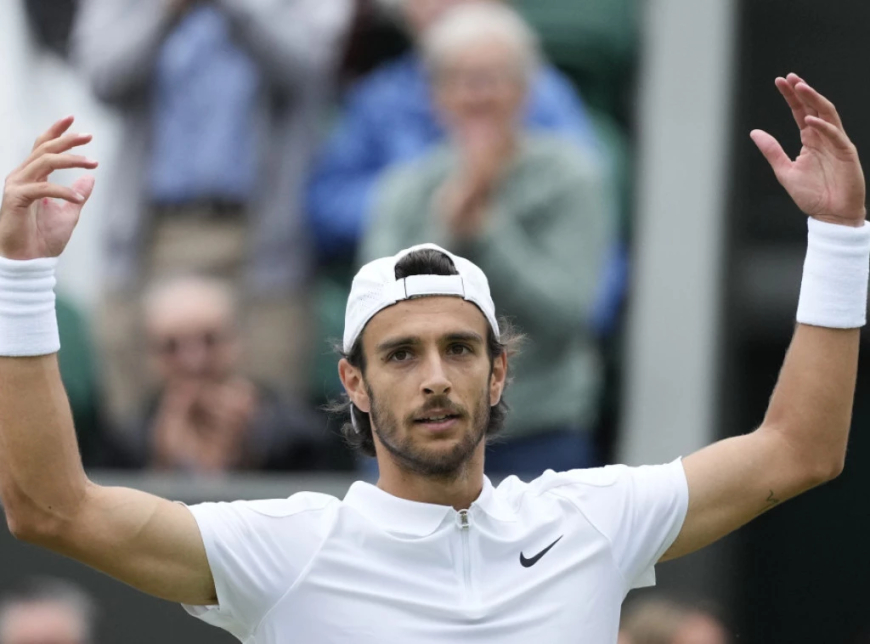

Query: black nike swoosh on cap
[519,535,564,568]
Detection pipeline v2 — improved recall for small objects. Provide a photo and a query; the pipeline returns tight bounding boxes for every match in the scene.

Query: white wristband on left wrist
[796,217,870,329]
[0,256,60,357]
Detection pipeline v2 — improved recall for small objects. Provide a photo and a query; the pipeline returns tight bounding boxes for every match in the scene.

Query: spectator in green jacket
[360,2,616,478]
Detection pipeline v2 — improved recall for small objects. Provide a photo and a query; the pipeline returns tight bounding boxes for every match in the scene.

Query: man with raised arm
[0,75,866,643]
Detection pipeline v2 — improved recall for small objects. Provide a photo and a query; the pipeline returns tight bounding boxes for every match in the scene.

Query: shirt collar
[343,476,517,537]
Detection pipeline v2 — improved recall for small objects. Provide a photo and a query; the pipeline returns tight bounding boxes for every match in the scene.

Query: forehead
[146,287,232,336]
[402,0,474,20]
[361,296,490,349]
[439,36,520,70]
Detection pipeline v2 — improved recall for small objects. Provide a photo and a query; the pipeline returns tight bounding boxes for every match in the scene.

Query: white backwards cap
[343,243,499,352]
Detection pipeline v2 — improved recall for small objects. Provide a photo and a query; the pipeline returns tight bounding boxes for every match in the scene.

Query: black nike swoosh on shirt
[519,535,564,568]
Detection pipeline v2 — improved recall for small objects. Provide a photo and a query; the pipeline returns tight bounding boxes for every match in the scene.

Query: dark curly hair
[327,248,523,458]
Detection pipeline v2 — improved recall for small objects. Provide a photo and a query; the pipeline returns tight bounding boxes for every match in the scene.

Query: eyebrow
[375,331,485,355]
[443,331,485,346]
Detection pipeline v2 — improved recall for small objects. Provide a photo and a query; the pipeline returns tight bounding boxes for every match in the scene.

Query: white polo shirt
[184,460,689,643]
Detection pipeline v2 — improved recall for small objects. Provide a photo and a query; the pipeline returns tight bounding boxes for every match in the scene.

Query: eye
[158,337,179,356]
[447,343,473,356]
[388,349,413,362]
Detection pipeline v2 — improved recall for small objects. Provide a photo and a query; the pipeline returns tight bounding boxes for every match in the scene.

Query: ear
[338,358,371,413]
[489,351,508,406]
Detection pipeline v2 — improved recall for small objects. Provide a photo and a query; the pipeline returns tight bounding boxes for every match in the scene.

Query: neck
[374,446,486,510]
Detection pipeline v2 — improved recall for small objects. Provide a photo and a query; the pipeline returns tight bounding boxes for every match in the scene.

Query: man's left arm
[662,74,867,561]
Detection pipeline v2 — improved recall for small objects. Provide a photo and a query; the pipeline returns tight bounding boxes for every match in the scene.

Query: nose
[455,81,496,110]
[420,353,452,396]
[176,341,209,376]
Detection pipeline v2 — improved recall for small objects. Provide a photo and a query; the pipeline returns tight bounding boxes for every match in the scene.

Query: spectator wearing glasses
[114,275,326,473]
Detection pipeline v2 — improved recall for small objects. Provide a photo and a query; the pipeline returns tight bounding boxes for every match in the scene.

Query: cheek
[456,365,495,399]
[367,371,409,412]
[435,89,460,116]
[216,346,236,366]
[153,357,173,379]
[498,90,524,116]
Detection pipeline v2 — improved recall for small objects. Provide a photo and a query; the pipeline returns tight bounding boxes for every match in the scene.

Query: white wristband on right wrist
[0,256,60,357]
[796,217,870,329]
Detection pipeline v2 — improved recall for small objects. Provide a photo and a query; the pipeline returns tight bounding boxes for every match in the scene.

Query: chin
[413,428,482,459]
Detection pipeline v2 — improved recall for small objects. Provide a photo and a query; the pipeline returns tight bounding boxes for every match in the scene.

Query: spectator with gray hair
[360,2,617,476]
[307,0,599,261]
[0,578,97,644]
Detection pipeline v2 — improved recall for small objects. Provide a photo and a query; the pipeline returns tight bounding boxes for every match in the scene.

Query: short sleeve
[182,493,337,640]
[541,459,689,591]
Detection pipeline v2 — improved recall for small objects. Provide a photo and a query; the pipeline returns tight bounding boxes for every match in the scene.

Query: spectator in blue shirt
[72,0,353,436]
[307,0,599,261]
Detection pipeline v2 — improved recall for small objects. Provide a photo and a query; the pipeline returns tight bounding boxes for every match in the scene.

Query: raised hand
[751,74,866,227]
[0,116,98,260]
[440,121,511,241]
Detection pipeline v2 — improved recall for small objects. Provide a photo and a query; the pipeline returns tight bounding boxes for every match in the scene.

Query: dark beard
[369,384,491,479]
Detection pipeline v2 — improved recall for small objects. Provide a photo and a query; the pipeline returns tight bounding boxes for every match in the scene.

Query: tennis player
[0,74,866,643]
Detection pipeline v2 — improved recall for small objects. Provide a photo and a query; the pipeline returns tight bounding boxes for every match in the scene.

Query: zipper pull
[456,509,470,529]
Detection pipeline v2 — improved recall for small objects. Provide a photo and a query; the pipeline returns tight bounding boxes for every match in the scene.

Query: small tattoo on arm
[766,490,780,506]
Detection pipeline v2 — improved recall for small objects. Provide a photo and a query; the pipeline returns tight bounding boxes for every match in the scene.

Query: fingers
[776,76,815,129]
[17,182,86,205]
[775,73,850,144]
[30,116,74,152]
[18,153,98,182]
[793,78,845,131]
[70,175,97,204]
[750,129,792,178]
[805,115,855,153]
[19,119,93,176]
[28,132,93,163]
[779,73,845,132]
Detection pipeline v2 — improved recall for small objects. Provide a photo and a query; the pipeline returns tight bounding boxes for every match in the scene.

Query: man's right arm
[0,117,216,607]
[0,354,216,606]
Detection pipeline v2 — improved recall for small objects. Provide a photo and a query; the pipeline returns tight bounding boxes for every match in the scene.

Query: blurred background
[1,0,869,642]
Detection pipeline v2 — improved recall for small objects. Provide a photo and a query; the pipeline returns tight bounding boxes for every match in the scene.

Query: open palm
[751,74,865,226]
[0,117,97,260]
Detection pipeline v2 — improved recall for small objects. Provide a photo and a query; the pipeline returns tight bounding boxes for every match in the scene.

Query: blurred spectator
[307,0,598,262]
[360,3,616,477]
[70,0,353,437]
[111,275,328,473]
[618,597,729,644]
[0,578,97,644]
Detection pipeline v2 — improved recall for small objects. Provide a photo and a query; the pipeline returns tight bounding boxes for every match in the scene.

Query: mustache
[408,396,467,421]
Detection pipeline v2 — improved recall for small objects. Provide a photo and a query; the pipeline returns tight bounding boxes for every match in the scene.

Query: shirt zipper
[456,509,473,600]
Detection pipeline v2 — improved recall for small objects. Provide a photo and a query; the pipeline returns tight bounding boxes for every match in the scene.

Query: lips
[413,408,462,423]
[415,414,459,423]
